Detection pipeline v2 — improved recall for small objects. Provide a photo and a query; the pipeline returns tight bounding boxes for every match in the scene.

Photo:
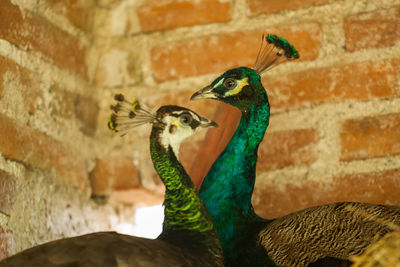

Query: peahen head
[190,34,299,111]
[152,105,218,156]
[108,94,218,155]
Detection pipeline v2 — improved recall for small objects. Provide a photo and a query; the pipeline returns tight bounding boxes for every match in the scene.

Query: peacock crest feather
[254,34,299,75]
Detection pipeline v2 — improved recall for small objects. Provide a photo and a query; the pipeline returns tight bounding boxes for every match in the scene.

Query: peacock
[0,94,223,267]
[191,34,400,266]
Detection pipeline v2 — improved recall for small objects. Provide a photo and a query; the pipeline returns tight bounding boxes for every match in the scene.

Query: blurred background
[0,0,399,259]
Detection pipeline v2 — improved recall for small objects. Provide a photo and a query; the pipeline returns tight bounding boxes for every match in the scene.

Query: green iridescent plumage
[191,34,400,267]
[149,136,214,234]
[265,34,299,59]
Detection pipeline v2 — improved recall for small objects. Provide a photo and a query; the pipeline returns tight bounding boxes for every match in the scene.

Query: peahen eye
[179,113,192,126]
[223,78,237,90]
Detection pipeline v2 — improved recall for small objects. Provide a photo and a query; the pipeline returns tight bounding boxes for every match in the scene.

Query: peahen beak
[190,85,218,100]
[199,116,218,128]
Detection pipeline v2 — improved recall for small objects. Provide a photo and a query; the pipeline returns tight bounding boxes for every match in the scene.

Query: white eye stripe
[213,78,224,88]
[188,111,200,121]
[170,110,200,122]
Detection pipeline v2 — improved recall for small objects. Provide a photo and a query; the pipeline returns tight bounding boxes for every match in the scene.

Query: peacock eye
[223,78,237,90]
[179,113,192,126]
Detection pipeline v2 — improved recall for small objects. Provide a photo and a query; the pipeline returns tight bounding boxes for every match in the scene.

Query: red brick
[74,95,99,137]
[248,0,332,15]
[0,56,43,115]
[340,113,400,161]
[0,114,88,189]
[90,157,140,195]
[0,170,17,215]
[344,6,400,52]
[253,168,400,219]
[45,0,95,31]
[151,24,321,82]
[137,0,231,33]
[0,0,87,77]
[49,87,99,135]
[264,58,400,112]
[257,129,320,172]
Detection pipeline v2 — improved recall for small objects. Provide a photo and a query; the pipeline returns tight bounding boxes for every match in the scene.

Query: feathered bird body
[0,232,215,267]
[191,34,400,266]
[261,202,400,266]
[149,108,221,259]
[0,100,223,266]
[197,67,274,265]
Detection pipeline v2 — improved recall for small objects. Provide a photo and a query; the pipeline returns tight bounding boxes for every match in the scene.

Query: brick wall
[0,0,153,259]
[93,0,400,221]
[1,0,399,260]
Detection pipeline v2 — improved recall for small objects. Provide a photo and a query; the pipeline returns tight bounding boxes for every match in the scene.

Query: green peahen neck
[200,82,271,265]
[149,128,219,249]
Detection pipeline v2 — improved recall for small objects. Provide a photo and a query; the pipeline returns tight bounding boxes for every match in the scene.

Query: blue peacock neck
[200,81,270,262]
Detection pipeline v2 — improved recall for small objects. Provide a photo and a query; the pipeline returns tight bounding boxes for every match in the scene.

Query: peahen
[191,34,400,266]
[0,95,223,267]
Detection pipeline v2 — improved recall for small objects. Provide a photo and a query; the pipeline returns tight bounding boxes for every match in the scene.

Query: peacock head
[191,34,299,111]
[108,94,217,155]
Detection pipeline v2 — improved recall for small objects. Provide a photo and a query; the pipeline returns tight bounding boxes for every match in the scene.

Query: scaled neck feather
[201,81,270,214]
[150,127,217,238]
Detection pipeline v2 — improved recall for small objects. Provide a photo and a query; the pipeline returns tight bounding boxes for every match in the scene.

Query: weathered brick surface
[0,170,17,216]
[344,6,400,52]
[111,188,163,205]
[248,0,332,15]
[0,114,88,189]
[75,95,99,137]
[50,85,77,119]
[340,113,400,161]
[137,0,232,33]
[0,228,9,260]
[253,168,400,219]
[0,56,42,115]
[0,0,87,77]
[257,129,320,172]
[45,0,95,31]
[151,24,321,82]
[49,86,99,135]
[264,58,400,111]
[90,156,140,195]
[95,49,138,87]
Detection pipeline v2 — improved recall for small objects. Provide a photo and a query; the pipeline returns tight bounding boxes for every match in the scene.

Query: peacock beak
[190,85,218,100]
